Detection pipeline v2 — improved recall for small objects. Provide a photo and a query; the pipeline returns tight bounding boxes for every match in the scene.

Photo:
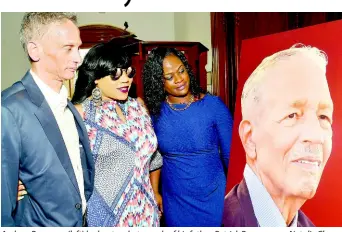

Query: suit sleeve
[214,97,233,171]
[1,106,21,226]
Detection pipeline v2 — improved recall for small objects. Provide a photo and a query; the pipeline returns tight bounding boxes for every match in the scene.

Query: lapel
[68,101,87,145]
[21,71,81,197]
[67,100,94,200]
[237,178,259,227]
[297,210,315,227]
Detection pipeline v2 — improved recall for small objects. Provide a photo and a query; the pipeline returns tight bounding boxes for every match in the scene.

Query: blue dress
[152,94,233,226]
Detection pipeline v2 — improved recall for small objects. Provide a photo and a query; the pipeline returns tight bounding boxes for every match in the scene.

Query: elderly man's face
[253,55,333,200]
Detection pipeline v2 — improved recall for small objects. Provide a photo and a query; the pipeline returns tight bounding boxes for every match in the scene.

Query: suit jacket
[222,178,315,227]
[1,71,95,226]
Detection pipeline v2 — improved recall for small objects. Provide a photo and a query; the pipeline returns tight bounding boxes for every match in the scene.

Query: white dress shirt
[244,164,298,227]
[31,70,86,215]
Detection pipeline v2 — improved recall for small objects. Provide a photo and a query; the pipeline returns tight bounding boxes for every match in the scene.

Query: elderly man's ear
[239,120,257,160]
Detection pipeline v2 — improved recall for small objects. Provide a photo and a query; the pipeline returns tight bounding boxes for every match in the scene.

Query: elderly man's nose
[300,116,324,144]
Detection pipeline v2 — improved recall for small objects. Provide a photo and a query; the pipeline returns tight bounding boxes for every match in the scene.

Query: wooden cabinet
[130,41,208,98]
[66,24,209,99]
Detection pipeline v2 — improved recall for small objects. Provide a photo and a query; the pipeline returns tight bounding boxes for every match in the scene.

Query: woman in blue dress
[142,47,233,226]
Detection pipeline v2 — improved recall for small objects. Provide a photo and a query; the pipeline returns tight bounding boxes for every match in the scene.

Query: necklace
[166,95,194,111]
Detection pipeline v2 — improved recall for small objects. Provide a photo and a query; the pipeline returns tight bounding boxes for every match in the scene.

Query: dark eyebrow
[164,64,183,76]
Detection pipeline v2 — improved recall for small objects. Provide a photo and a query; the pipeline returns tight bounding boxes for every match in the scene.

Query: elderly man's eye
[280,112,299,127]
[288,113,297,119]
[319,115,328,120]
[319,115,332,125]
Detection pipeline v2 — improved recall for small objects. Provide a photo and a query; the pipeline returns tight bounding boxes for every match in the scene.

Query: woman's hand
[17,180,27,201]
[149,169,162,217]
[154,191,163,217]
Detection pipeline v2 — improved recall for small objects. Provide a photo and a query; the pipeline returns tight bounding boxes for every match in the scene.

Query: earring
[92,87,102,107]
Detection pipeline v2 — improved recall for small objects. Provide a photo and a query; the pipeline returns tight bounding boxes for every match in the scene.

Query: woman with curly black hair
[142,47,233,226]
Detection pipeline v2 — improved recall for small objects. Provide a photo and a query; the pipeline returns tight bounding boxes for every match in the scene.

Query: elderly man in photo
[222,44,334,227]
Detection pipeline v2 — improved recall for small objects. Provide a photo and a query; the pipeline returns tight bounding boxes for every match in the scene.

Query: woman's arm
[214,97,234,171]
[150,169,161,194]
[149,149,163,215]
[139,97,163,214]
[150,169,163,214]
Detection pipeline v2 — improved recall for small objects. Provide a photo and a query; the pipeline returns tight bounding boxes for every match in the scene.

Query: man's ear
[239,119,257,160]
[27,41,40,62]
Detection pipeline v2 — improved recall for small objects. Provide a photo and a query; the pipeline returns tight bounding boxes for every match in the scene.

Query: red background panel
[226,19,342,226]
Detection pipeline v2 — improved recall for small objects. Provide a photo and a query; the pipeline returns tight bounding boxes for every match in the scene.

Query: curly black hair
[142,47,205,116]
[71,42,132,104]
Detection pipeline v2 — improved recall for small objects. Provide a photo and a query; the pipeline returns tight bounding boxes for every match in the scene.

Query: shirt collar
[30,69,68,113]
[244,164,298,227]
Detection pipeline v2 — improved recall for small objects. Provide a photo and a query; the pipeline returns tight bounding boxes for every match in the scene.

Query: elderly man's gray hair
[241,43,328,120]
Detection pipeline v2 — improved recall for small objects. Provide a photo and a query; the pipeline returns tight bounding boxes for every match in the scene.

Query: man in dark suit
[223,44,334,227]
[1,12,94,226]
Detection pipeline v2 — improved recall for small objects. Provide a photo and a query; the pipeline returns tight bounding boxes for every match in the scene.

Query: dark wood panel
[211,12,342,116]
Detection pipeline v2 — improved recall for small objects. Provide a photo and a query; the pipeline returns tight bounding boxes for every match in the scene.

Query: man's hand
[17,180,27,201]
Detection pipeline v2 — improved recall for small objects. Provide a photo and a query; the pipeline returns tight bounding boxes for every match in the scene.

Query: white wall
[174,12,212,72]
[1,12,30,90]
[76,12,175,41]
[1,12,211,90]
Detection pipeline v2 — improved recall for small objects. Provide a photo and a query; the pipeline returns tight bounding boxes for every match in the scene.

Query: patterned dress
[82,97,162,227]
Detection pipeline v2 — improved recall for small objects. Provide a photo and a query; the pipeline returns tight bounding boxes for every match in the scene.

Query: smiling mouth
[118,86,129,93]
[294,160,320,167]
[176,83,186,90]
[292,158,322,169]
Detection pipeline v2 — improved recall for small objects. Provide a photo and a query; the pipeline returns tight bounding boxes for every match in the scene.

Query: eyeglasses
[111,67,136,81]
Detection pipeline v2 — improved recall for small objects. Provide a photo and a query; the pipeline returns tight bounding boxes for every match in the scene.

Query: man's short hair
[19,12,78,55]
[241,44,328,120]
